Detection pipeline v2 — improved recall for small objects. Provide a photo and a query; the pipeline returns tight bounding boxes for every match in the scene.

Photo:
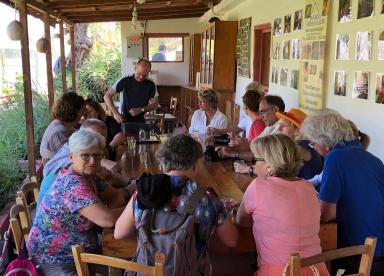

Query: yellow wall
[223,0,384,161]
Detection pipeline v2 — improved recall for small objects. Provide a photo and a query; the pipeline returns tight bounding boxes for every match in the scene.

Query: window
[145,33,186,62]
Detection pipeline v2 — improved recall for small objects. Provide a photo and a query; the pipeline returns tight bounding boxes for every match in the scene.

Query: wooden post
[43,14,54,110]
[70,25,76,92]
[19,0,36,177]
[59,20,66,93]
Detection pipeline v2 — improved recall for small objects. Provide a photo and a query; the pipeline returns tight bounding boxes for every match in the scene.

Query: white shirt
[189,109,227,135]
[237,115,252,137]
[258,120,281,138]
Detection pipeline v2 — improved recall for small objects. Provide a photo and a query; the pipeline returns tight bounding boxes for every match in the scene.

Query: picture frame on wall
[339,0,352,22]
[292,39,301,59]
[357,0,374,19]
[282,41,290,59]
[353,71,370,99]
[334,70,347,96]
[280,67,288,86]
[378,31,384,60]
[336,34,350,60]
[291,70,299,89]
[376,74,384,103]
[356,31,371,61]
[294,10,302,31]
[273,18,282,36]
[284,15,291,33]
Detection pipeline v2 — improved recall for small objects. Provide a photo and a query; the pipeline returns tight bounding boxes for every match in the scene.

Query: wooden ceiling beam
[72,13,202,23]
[49,0,159,9]
[26,0,73,25]
[61,6,207,14]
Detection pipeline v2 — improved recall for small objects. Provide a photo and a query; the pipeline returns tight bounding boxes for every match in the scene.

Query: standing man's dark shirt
[115,75,156,123]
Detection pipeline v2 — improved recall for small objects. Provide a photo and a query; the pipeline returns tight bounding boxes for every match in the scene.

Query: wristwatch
[140,107,145,113]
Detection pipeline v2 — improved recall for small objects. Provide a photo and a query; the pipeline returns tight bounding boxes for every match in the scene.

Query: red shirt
[247,119,266,141]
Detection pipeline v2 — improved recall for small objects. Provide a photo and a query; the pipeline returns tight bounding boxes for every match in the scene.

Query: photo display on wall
[357,0,374,19]
[336,34,350,60]
[356,31,372,61]
[353,71,370,99]
[378,31,384,60]
[273,18,282,36]
[294,10,303,31]
[280,67,288,86]
[334,70,347,96]
[284,15,291,33]
[291,70,299,89]
[292,39,301,59]
[376,73,384,103]
[236,17,252,78]
[339,0,352,22]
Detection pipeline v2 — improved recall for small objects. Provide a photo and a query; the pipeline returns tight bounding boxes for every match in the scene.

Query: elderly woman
[28,129,123,275]
[301,110,384,275]
[189,89,227,135]
[84,98,125,149]
[40,91,85,163]
[235,134,329,276]
[114,134,238,275]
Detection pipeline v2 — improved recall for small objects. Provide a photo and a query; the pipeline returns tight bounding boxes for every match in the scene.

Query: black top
[104,116,122,145]
[115,75,156,123]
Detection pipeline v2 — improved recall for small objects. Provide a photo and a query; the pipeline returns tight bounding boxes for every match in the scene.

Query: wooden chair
[72,245,165,276]
[9,203,31,254]
[233,104,240,127]
[286,237,377,276]
[225,100,233,127]
[169,96,178,116]
[16,180,39,226]
[145,113,165,133]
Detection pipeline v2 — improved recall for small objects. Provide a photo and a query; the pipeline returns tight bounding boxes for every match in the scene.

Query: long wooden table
[103,143,336,259]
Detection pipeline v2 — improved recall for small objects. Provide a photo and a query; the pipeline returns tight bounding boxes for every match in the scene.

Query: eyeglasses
[259,107,274,115]
[78,153,104,161]
[254,157,265,162]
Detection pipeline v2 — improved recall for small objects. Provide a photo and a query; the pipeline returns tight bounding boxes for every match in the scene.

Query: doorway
[253,24,271,93]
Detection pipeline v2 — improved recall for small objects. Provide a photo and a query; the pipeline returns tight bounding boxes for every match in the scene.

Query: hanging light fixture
[7,1,23,41]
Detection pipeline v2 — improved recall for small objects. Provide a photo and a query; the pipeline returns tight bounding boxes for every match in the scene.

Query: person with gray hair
[189,89,227,136]
[301,109,384,275]
[27,129,124,275]
[114,134,238,273]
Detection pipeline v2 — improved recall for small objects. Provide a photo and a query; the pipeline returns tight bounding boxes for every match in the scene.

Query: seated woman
[28,129,123,275]
[40,91,85,163]
[114,134,238,275]
[84,98,125,149]
[189,89,227,136]
[235,134,329,276]
[234,108,323,180]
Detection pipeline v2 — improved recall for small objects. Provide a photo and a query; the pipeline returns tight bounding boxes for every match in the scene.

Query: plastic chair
[285,237,377,276]
[72,245,165,276]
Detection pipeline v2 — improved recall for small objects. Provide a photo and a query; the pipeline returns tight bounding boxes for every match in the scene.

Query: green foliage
[76,45,121,102]
[0,75,50,207]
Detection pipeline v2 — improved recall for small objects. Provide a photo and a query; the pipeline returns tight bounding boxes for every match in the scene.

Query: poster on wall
[298,0,330,112]
[334,70,347,96]
[280,68,288,86]
[291,70,299,89]
[292,39,301,59]
[336,34,350,60]
[376,73,384,103]
[339,0,352,22]
[378,31,384,60]
[294,10,303,31]
[357,0,374,19]
[353,71,370,99]
[237,17,252,78]
[356,31,371,61]
[284,15,291,33]
[273,18,282,36]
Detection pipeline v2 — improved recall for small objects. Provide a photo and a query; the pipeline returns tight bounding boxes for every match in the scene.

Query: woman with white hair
[301,110,384,275]
[27,129,122,275]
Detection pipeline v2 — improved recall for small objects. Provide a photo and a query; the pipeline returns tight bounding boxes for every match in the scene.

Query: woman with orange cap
[234,108,323,180]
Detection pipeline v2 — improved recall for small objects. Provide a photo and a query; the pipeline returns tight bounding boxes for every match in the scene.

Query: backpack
[129,186,209,276]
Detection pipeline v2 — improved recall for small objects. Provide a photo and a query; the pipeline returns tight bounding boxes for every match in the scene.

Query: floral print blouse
[27,167,106,264]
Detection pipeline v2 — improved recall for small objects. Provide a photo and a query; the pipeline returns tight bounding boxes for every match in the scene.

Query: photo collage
[271,9,302,90]
[334,0,384,103]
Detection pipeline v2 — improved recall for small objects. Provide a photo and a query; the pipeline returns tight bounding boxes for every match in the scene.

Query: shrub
[0,76,49,208]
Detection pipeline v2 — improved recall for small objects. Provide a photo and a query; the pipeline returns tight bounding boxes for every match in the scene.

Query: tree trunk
[66,23,93,70]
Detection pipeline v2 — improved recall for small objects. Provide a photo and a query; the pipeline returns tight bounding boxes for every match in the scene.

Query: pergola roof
[1,0,222,25]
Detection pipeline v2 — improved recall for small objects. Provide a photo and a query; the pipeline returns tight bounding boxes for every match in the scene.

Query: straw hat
[276,108,307,129]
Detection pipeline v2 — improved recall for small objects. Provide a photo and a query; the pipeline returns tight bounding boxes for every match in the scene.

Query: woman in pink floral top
[27,129,123,275]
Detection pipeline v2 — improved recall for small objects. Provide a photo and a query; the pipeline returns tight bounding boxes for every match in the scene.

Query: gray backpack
[129,186,209,276]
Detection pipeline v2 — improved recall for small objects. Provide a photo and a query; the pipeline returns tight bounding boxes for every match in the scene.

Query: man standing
[151,44,167,61]
[104,59,159,123]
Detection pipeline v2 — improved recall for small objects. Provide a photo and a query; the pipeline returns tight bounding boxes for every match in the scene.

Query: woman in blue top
[301,109,384,276]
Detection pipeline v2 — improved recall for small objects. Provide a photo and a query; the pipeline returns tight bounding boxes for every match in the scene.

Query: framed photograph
[382,0,384,13]
[336,34,350,60]
[305,4,312,18]
[282,41,290,59]
[356,31,371,61]
[376,73,384,103]
[294,10,302,31]
[273,18,282,36]
[280,67,288,86]
[334,71,347,96]
[339,0,352,22]
[292,39,301,59]
[353,71,370,99]
[284,15,291,33]
[291,70,299,89]
[378,31,384,60]
[271,67,279,83]
[273,42,281,60]
[357,0,374,19]
[303,62,309,82]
